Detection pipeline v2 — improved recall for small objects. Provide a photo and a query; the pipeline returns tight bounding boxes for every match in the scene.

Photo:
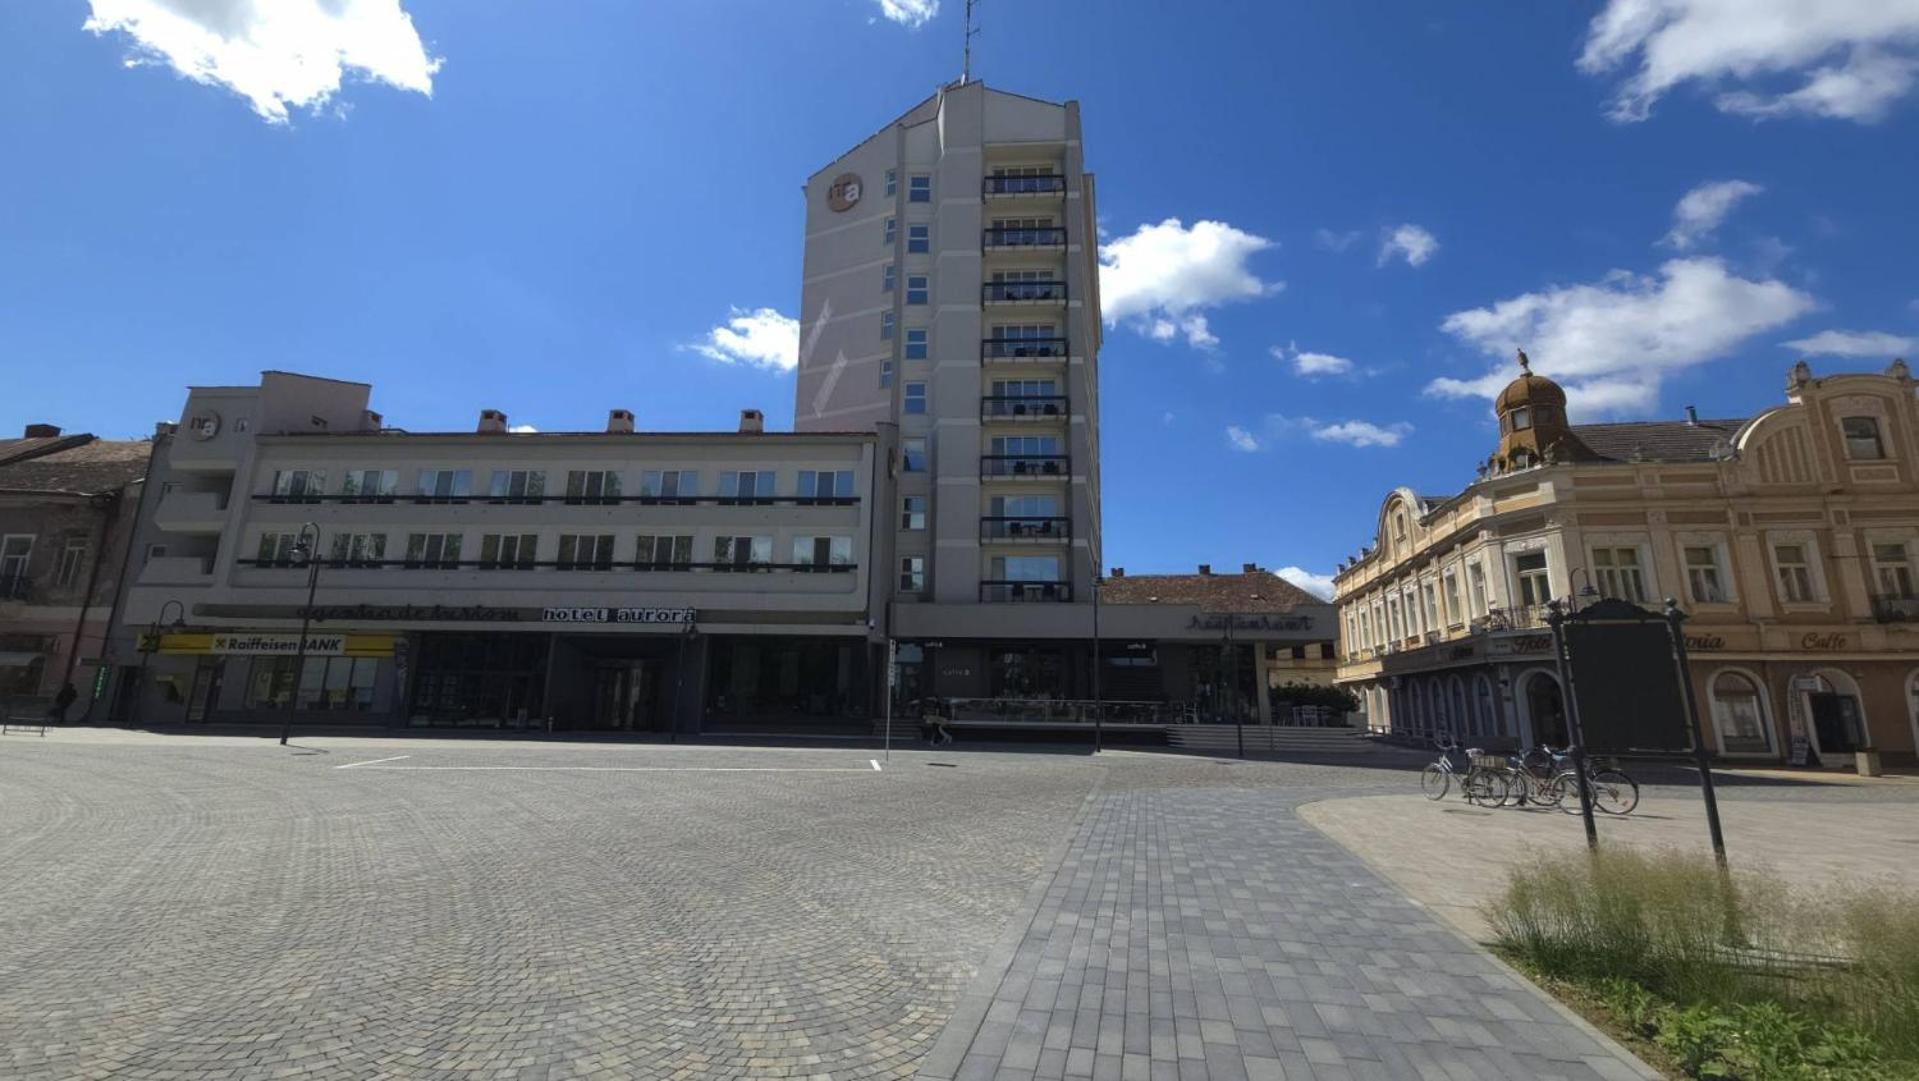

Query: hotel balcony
[982,280,1067,307]
[981,580,1074,603]
[981,395,1067,422]
[980,516,1071,543]
[981,454,1069,480]
[153,489,229,534]
[982,174,1066,200]
[1873,593,1919,623]
[983,226,1066,250]
[138,555,214,586]
[981,337,1069,361]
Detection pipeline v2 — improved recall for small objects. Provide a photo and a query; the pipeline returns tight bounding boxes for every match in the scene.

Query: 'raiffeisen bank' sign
[146,633,396,657]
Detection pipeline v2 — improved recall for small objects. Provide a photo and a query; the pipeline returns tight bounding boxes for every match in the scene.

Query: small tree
[1269,680,1358,714]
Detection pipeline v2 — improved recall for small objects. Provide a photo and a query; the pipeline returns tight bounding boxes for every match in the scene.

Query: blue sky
[4,1,1918,596]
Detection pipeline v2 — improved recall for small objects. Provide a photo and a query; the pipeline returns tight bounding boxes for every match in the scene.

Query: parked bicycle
[1421,736,1509,806]
[1527,744,1640,816]
[1496,745,1566,808]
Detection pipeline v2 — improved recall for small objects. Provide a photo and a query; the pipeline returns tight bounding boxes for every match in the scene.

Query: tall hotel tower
[795,80,1102,683]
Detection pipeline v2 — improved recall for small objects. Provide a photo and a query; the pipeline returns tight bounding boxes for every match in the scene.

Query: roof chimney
[1242,562,1259,574]
[607,408,635,434]
[1684,405,1699,426]
[362,410,383,431]
[23,423,61,438]
[477,409,508,434]
[1198,563,1212,576]
[1110,567,1125,578]
[738,408,764,434]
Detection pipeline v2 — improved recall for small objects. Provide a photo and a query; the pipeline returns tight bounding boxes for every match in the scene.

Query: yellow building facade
[1333,358,1919,766]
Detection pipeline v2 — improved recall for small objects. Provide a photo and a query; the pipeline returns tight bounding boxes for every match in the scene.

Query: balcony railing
[1471,604,1553,632]
[981,580,1074,603]
[981,395,1067,420]
[981,337,1069,360]
[237,558,858,574]
[981,454,1069,478]
[983,175,1066,195]
[1873,593,1919,623]
[250,493,858,507]
[983,280,1067,304]
[0,573,29,601]
[983,226,1066,248]
[980,516,1071,541]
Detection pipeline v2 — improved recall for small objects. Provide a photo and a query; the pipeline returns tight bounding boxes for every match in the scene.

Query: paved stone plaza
[12,734,1876,1079]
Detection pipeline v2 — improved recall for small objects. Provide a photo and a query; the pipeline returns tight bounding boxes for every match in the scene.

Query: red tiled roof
[1102,570,1324,612]
[0,436,150,494]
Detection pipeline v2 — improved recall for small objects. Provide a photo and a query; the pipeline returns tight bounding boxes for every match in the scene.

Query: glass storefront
[705,637,866,724]
[246,655,379,711]
[409,633,548,727]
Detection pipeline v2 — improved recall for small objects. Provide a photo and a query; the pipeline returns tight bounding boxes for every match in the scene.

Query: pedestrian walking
[50,682,77,725]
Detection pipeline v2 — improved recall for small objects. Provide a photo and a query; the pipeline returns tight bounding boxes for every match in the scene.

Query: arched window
[1474,674,1497,737]
[1708,670,1772,755]
[1450,677,1469,737]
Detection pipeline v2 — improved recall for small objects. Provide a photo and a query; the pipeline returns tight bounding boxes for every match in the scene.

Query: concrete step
[1166,725,1364,752]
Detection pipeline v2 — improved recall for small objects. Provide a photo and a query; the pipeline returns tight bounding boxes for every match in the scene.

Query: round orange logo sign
[827,172,863,212]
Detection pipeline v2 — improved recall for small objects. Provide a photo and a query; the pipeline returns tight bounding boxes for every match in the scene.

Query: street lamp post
[136,599,187,726]
[278,522,322,747]
[1091,572,1102,753]
[672,616,697,744]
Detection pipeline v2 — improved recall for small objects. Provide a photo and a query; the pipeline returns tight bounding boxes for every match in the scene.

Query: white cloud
[509,423,538,434]
[1783,329,1918,356]
[691,307,800,372]
[1663,180,1763,248]
[1225,425,1261,452]
[1429,257,1817,416]
[1271,343,1356,377]
[1313,228,1362,253]
[876,0,938,28]
[1378,224,1439,267]
[1099,218,1282,348]
[1311,421,1412,448]
[84,0,440,124]
[1578,0,1919,123]
[1274,566,1336,600]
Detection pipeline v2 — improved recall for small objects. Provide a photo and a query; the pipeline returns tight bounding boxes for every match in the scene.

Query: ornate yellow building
[1333,357,1919,766]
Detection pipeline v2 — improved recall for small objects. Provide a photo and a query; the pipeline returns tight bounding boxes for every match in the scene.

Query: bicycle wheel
[1463,768,1508,807]
[1420,764,1450,800]
[1554,771,1590,815]
[1589,770,1640,815]
[1498,769,1528,807]
[1531,772,1566,808]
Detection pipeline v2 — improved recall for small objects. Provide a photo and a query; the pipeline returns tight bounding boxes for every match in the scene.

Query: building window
[1773,542,1817,603]
[907,224,929,253]
[341,469,399,501]
[487,470,545,504]
[1442,570,1462,627]
[556,534,616,571]
[883,217,895,246]
[1842,416,1885,461]
[1387,597,1403,640]
[901,495,926,530]
[563,470,621,505]
[904,328,927,360]
[478,533,536,570]
[639,469,698,499]
[798,469,855,499]
[1591,546,1648,602]
[1467,562,1488,616]
[908,174,930,202]
[1510,407,1532,431]
[635,534,693,570]
[246,655,378,712]
[255,532,304,566]
[1515,551,1552,608]
[327,532,387,568]
[881,311,895,340]
[403,532,463,569]
[1709,671,1772,754]
[792,535,853,568]
[1872,541,1915,598]
[879,359,894,388]
[270,469,327,501]
[899,556,926,591]
[884,169,896,197]
[882,263,896,293]
[1421,583,1439,633]
[902,438,927,472]
[905,275,928,305]
[53,538,88,587]
[416,469,471,501]
[719,470,775,500]
[904,381,928,414]
[1684,545,1728,603]
[715,535,773,570]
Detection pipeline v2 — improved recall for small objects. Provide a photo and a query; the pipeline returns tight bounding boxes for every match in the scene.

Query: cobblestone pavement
[0,735,1676,1079]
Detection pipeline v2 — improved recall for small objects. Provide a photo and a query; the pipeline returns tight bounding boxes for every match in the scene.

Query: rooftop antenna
[962,0,980,84]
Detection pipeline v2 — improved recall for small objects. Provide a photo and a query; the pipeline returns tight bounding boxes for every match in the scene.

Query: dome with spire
[1494,349,1567,413]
